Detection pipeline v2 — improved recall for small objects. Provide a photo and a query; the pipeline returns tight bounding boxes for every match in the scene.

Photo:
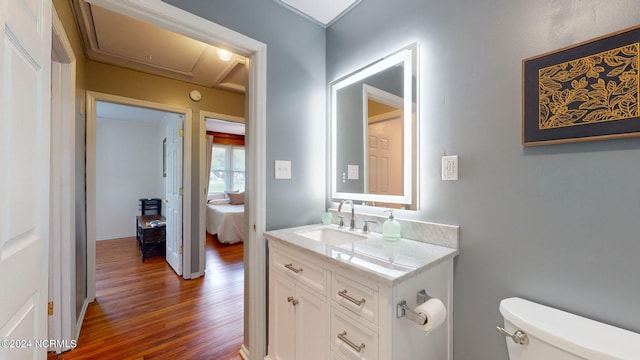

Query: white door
[0,0,52,358]
[165,116,183,275]
[368,116,403,196]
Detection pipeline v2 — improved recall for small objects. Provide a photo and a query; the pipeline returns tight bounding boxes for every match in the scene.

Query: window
[209,144,245,194]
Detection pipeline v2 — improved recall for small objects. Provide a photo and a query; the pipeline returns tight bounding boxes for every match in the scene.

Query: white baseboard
[75,298,90,341]
[239,344,250,360]
[189,271,203,279]
[53,297,90,354]
[96,232,135,241]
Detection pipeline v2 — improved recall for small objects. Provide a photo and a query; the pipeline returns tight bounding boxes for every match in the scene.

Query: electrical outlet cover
[442,155,458,181]
[275,160,291,179]
[347,164,359,180]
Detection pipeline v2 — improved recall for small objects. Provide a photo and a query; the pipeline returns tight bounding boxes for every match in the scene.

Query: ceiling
[72,1,248,93]
[72,0,360,94]
[206,119,246,135]
[275,0,361,26]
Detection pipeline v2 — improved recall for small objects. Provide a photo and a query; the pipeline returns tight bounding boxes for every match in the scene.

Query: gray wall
[328,0,640,359]
[165,0,327,232]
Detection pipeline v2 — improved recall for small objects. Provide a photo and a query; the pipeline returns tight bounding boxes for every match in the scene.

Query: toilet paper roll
[416,298,447,334]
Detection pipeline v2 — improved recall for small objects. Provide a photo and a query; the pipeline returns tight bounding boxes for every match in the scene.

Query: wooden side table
[136,215,166,262]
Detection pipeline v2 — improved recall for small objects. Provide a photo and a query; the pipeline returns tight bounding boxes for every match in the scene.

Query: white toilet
[499,297,640,360]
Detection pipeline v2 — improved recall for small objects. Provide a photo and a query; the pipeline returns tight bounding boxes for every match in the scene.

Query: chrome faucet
[338,199,356,230]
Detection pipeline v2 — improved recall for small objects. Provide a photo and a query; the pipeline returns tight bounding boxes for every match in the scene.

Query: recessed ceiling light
[217,48,232,61]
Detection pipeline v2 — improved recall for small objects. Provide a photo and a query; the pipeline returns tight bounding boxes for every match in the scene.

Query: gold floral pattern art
[538,43,639,130]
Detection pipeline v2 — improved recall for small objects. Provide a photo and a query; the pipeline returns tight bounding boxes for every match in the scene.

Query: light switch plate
[275,160,291,179]
[347,164,359,180]
[442,155,458,181]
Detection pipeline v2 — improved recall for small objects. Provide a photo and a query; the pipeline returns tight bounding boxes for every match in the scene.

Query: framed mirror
[330,43,418,210]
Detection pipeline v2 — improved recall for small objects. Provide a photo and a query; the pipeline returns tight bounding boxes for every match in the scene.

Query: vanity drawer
[271,246,326,295]
[331,307,378,360]
[332,273,378,325]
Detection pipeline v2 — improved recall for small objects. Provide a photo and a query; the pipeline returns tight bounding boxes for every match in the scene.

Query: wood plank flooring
[52,233,244,360]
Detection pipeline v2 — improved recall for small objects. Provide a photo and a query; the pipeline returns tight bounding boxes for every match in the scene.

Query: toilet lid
[500,297,640,360]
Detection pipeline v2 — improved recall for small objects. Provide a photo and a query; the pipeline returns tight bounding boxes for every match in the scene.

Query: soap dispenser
[382,209,401,241]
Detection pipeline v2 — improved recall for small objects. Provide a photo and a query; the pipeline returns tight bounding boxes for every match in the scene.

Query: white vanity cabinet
[265,224,458,360]
[268,243,329,360]
[330,272,379,360]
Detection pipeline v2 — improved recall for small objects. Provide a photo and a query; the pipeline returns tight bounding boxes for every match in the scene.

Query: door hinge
[179,246,183,254]
[179,129,184,137]
[48,302,54,316]
[253,223,257,232]
[179,187,183,196]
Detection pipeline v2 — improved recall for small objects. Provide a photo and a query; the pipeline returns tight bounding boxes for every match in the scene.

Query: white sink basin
[296,228,366,246]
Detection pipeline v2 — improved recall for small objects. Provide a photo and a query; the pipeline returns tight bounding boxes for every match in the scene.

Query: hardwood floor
[52,233,244,360]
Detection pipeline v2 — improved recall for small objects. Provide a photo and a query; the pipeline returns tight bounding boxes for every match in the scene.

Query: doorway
[81,2,267,358]
[86,92,192,289]
[201,112,247,263]
[93,100,184,275]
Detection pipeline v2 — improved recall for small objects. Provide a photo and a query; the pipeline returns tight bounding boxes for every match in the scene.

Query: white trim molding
[83,1,268,358]
[86,91,193,293]
[50,7,79,353]
[198,109,247,277]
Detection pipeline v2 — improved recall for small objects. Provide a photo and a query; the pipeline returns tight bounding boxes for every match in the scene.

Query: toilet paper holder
[396,289,430,325]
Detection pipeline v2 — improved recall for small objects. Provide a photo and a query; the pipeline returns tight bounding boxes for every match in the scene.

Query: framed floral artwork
[523,25,640,146]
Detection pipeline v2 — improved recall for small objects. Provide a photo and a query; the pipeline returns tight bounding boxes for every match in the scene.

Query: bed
[206,203,245,244]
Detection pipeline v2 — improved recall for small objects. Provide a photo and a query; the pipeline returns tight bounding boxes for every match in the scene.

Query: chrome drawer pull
[338,331,365,353]
[284,263,303,273]
[338,289,366,306]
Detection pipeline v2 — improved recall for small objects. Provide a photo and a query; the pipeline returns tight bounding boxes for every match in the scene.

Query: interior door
[0,0,52,358]
[165,116,183,275]
[367,116,403,196]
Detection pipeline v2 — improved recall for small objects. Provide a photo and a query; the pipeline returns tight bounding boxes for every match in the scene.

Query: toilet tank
[499,297,640,360]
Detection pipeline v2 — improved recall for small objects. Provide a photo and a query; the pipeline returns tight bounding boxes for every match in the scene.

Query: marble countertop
[264,224,459,286]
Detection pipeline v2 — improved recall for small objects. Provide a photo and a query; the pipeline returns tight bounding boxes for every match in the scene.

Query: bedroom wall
[327,0,640,359]
[95,117,162,240]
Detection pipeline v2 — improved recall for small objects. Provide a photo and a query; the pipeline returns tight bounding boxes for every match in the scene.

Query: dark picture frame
[162,138,167,177]
[523,25,640,146]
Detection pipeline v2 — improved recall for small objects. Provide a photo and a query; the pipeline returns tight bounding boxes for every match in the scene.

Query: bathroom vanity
[264,222,459,360]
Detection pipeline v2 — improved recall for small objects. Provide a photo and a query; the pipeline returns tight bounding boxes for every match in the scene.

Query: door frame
[199,110,245,275]
[84,1,267,358]
[86,92,192,287]
[50,7,84,353]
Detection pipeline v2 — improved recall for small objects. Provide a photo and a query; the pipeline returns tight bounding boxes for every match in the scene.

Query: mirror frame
[330,43,417,207]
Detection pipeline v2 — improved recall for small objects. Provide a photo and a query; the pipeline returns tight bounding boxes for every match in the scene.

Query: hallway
[53,234,244,359]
